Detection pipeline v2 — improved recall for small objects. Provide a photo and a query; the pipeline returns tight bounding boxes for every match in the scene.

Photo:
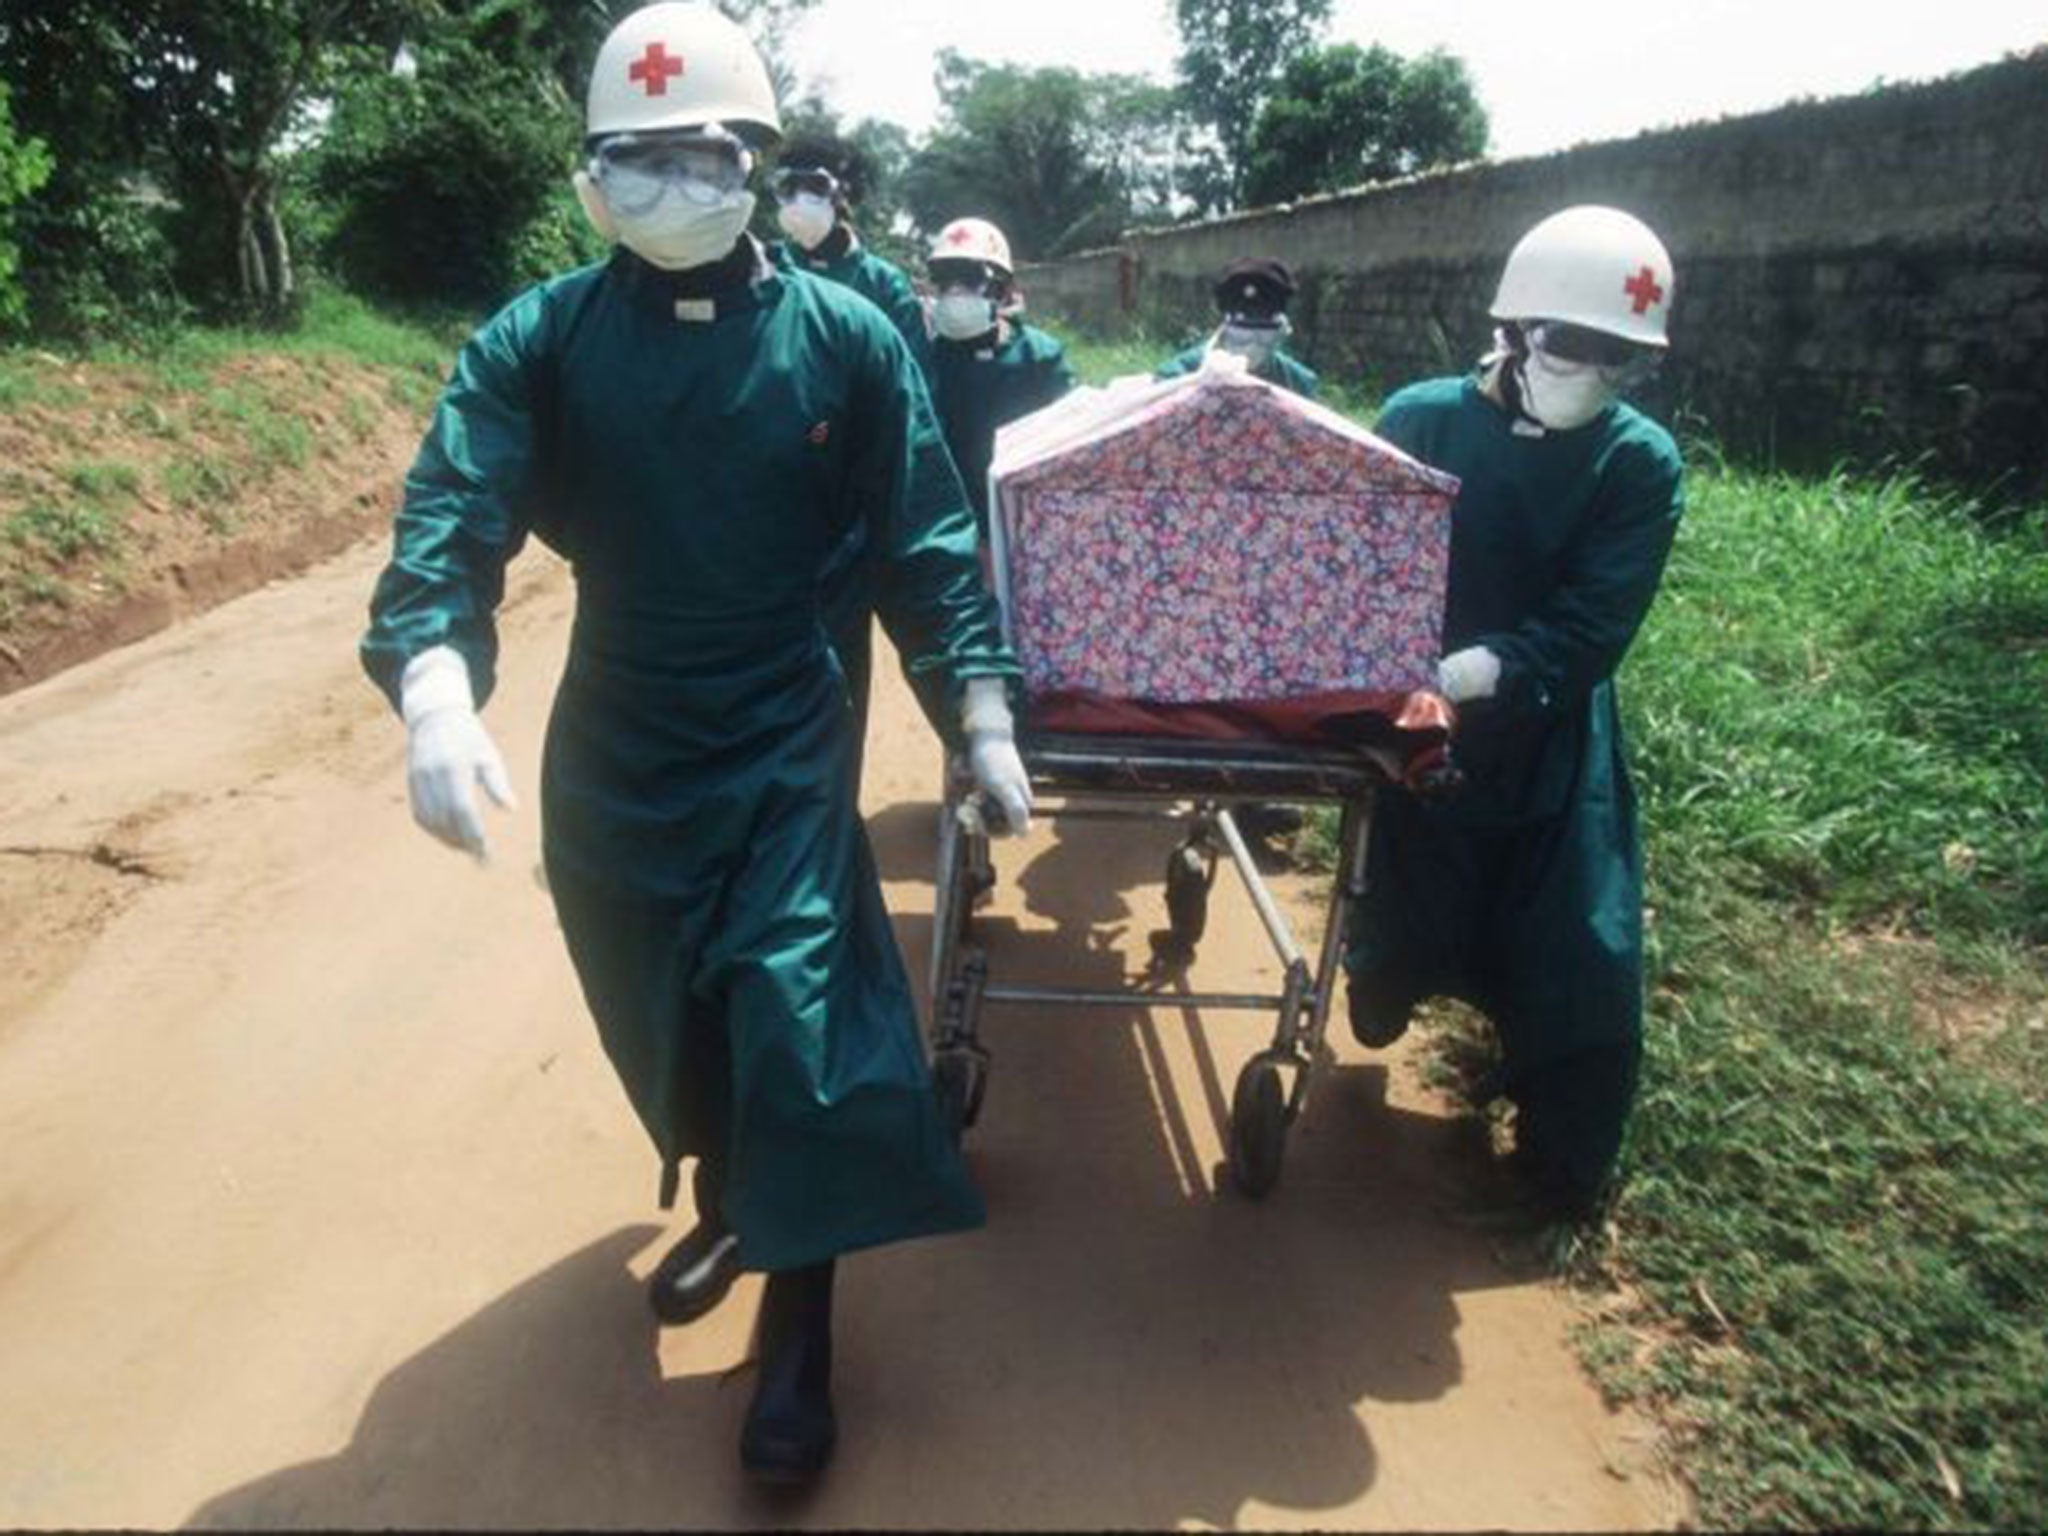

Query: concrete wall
[1016,49,2048,498]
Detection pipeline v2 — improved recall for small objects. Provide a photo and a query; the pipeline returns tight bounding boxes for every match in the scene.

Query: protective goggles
[589,132,752,217]
[770,166,841,203]
[1525,321,1652,373]
[928,258,997,295]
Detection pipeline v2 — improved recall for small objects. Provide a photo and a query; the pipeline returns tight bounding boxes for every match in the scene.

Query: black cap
[1214,257,1296,319]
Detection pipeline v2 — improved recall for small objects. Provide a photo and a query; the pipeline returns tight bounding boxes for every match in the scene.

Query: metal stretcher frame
[927,729,1399,1198]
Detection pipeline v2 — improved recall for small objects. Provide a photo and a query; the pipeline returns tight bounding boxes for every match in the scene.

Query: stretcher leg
[929,758,993,1142]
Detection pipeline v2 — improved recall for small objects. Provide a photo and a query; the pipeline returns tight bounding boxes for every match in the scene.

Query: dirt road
[0,539,1680,1530]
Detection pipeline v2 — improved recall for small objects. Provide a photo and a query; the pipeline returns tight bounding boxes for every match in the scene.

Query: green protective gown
[1346,374,1684,1200]
[928,319,1076,533]
[768,229,935,784]
[771,230,932,378]
[361,249,1020,1272]
[1154,340,1320,400]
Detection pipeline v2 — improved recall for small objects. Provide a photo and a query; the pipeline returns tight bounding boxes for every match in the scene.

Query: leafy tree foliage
[0,6,185,338]
[900,52,1189,263]
[1173,0,1333,209]
[0,83,51,331]
[1,1,420,319]
[1243,43,1488,205]
[308,28,600,311]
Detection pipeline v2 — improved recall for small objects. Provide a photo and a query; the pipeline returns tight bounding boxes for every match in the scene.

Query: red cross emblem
[946,226,977,247]
[1623,264,1665,314]
[628,41,684,96]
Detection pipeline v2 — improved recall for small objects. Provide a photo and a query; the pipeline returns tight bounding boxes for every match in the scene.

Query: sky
[784,0,2046,161]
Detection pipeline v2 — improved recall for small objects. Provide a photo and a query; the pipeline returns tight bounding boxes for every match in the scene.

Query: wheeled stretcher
[928,731,1412,1197]
[929,360,1459,1196]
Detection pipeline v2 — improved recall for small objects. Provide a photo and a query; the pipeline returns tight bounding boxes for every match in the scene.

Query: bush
[0,82,54,332]
[14,185,188,345]
[309,43,597,312]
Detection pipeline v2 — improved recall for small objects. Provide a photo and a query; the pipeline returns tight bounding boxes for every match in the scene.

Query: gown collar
[613,238,786,324]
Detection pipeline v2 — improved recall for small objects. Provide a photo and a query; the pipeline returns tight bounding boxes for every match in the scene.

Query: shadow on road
[189,819,1524,1530]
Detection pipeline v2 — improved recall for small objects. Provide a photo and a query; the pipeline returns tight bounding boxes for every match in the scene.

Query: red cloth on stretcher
[1026,688,1456,788]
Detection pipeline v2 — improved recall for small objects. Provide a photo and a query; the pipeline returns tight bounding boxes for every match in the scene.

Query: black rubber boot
[1346,969,1417,1049]
[740,1261,837,1485]
[648,1160,743,1326]
[1509,1046,1640,1223]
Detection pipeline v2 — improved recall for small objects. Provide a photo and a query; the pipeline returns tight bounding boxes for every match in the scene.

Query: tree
[1173,0,1333,209]
[309,20,596,311]
[0,83,52,331]
[1242,43,1488,206]
[0,1,424,318]
[901,52,1187,262]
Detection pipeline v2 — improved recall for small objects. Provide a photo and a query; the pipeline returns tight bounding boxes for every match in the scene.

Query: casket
[988,357,1459,752]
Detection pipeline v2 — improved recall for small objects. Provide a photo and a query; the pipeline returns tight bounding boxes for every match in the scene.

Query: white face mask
[1214,319,1284,368]
[1517,347,1616,431]
[776,193,836,251]
[932,292,998,341]
[574,168,755,272]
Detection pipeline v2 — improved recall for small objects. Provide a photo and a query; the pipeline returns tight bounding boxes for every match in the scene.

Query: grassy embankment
[0,288,458,644]
[1062,329,2048,1531]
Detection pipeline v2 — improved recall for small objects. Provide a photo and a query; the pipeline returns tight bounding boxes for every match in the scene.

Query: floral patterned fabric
[996,379,1456,710]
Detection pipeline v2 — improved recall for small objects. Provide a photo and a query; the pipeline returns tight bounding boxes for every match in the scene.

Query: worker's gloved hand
[401,645,516,862]
[962,677,1032,837]
[1437,645,1502,705]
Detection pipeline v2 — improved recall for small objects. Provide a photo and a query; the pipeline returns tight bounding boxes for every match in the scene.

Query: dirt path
[0,541,1681,1530]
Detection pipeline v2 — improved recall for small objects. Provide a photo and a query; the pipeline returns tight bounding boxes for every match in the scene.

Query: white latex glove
[1437,645,1502,705]
[400,645,516,862]
[962,676,1032,837]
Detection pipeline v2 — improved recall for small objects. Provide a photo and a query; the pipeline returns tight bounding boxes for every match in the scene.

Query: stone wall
[1017,50,2048,498]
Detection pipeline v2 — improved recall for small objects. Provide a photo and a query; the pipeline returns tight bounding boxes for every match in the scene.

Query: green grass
[1603,464,2048,1528]
[1061,323,2048,1528]
[78,282,456,402]
[62,459,142,505]
[0,356,88,410]
[4,500,124,562]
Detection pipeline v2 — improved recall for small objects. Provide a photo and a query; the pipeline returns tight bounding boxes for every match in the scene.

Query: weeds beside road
[0,288,454,685]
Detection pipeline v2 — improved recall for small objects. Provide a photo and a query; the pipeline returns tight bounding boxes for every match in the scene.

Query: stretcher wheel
[1228,1055,1289,1199]
[1163,842,1215,950]
[932,1044,989,1141]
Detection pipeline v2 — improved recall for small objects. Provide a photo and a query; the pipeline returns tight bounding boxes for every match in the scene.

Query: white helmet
[929,218,1014,279]
[585,3,781,146]
[1490,205,1673,348]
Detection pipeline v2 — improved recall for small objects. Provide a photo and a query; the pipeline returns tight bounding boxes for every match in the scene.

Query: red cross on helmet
[1490,205,1674,348]
[586,2,782,145]
[929,218,1014,280]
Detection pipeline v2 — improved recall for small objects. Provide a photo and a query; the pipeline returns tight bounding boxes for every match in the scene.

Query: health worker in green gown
[1154,256,1321,400]
[923,217,1076,535]
[358,3,1034,1486]
[1344,205,1685,1221]
[766,133,933,788]
[769,134,932,370]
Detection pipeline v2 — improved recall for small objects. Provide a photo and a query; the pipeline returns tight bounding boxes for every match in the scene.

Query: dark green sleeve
[1486,436,1685,716]
[1154,346,1202,381]
[1285,355,1321,400]
[847,316,1022,739]
[358,289,548,712]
